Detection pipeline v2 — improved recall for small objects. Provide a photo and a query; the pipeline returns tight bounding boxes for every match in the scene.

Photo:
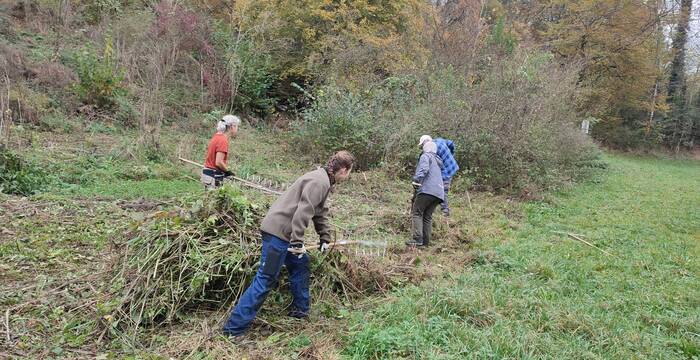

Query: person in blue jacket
[407,140,444,247]
[433,137,459,216]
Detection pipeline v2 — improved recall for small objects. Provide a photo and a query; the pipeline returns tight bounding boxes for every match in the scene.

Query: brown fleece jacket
[260,168,332,246]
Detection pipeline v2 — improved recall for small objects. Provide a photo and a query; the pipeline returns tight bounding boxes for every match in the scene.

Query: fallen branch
[5,270,108,294]
[5,308,10,343]
[552,231,616,257]
[465,188,475,214]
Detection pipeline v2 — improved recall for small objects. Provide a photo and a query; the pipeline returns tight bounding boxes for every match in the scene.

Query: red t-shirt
[204,133,229,170]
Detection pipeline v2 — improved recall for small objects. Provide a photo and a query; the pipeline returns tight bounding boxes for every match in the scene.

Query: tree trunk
[666,0,692,148]
[667,0,691,100]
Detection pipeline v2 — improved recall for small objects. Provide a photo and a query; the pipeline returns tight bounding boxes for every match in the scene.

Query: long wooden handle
[178,157,283,195]
[179,157,357,235]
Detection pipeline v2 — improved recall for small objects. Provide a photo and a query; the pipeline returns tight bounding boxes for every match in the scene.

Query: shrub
[297,75,436,170]
[8,85,52,125]
[444,50,601,192]
[0,41,30,81]
[79,0,128,25]
[113,93,138,126]
[70,38,125,110]
[0,147,46,196]
[227,39,277,115]
[38,113,74,133]
[295,85,379,169]
[294,49,602,193]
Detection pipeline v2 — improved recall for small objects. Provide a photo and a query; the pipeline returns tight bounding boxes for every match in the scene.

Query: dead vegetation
[100,183,423,348]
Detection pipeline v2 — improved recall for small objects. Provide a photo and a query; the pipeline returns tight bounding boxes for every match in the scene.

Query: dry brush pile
[101,184,416,337]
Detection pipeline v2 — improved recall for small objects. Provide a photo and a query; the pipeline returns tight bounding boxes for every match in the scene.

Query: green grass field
[343,155,700,359]
[2,128,698,359]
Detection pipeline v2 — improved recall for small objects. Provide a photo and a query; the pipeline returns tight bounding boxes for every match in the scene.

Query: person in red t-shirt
[201,114,240,189]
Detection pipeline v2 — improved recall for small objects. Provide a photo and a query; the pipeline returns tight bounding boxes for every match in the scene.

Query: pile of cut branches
[102,184,414,337]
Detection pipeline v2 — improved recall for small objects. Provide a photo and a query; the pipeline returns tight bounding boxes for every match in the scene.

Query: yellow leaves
[545,0,661,117]
[226,0,428,81]
[302,27,317,41]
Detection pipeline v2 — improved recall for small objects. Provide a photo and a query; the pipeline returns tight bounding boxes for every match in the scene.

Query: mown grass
[343,155,700,359]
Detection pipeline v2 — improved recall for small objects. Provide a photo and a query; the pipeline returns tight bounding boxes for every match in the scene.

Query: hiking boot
[223,332,255,347]
[405,240,425,247]
[287,307,309,319]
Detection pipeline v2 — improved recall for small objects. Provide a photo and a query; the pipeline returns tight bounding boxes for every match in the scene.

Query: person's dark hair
[325,151,355,181]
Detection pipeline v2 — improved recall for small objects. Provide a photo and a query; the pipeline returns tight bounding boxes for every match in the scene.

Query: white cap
[419,135,432,146]
[423,141,437,153]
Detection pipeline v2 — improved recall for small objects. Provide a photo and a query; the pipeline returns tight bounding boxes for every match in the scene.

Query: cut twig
[5,308,10,343]
[465,188,475,214]
[552,231,615,257]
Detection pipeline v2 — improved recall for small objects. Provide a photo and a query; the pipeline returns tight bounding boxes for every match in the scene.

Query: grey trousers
[411,193,441,245]
[441,178,452,211]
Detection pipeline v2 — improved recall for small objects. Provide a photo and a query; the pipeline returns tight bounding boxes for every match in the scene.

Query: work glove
[319,241,330,254]
[288,243,307,259]
[223,170,235,177]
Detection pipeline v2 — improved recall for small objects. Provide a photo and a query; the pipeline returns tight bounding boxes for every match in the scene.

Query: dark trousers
[411,193,441,245]
[222,233,310,336]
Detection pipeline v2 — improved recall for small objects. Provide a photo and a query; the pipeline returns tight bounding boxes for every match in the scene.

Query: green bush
[79,0,127,25]
[295,85,379,169]
[212,19,278,116]
[38,114,74,133]
[0,147,46,196]
[70,38,126,110]
[114,93,138,126]
[229,40,277,115]
[294,77,428,170]
[294,49,602,193]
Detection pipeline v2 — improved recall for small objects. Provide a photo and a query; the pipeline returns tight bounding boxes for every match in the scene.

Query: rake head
[328,239,388,257]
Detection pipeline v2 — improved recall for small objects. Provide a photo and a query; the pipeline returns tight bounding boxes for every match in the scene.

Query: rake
[302,239,388,257]
[179,157,388,256]
[178,157,287,195]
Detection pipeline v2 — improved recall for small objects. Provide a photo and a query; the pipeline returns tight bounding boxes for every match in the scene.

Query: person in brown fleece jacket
[223,151,355,337]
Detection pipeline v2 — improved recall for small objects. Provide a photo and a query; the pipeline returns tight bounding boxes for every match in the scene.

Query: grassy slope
[2,127,699,359]
[344,155,700,359]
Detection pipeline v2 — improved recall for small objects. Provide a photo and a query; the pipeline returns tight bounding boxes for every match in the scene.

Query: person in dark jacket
[406,141,444,247]
[223,151,355,337]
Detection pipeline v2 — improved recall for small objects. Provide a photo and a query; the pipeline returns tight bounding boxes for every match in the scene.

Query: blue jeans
[222,232,310,336]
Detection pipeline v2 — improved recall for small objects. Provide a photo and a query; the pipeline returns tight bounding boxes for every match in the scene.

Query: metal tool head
[330,239,388,257]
